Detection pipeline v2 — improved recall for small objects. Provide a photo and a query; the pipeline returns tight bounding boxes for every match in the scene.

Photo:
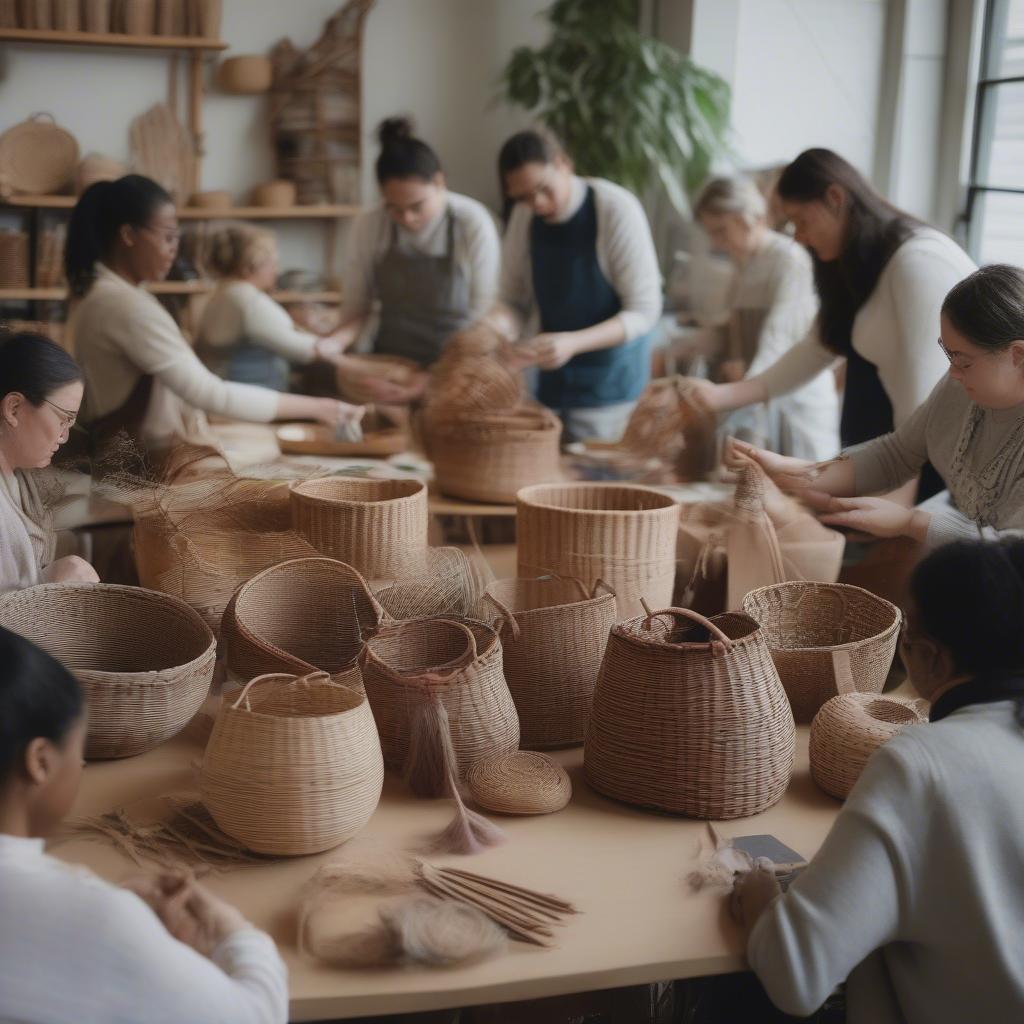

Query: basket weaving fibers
[201,672,384,855]
[428,324,522,415]
[742,582,901,723]
[482,575,617,749]
[584,605,795,819]
[467,751,572,816]
[371,546,490,621]
[359,617,519,780]
[290,476,428,579]
[0,584,215,759]
[517,483,680,621]
[809,692,927,800]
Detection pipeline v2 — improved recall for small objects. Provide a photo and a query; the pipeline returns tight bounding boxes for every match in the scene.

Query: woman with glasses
[0,332,98,591]
[65,175,363,457]
[492,129,662,443]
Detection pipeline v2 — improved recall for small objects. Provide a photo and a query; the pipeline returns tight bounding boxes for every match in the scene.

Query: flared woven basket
[289,476,428,579]
[0,584,215,759]
[584,606,795,819]
[810,692,927,799]
[201,672,384,855]
[482,575,617,749]
[742,582,902,723]
[359,616,520,779]
[517,483,680,621]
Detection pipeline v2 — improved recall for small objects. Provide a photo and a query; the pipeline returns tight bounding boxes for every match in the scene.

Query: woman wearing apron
[332,117,500,368]
[493,130,662,444]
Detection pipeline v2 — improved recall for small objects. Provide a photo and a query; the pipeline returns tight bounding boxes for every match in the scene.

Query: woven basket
[429,353,522,414]
[289,476,428,579]
[467,750,572,815]
[810,692,927,799]
[201,672,384,855]
[0,230,29,288]
[0,115,79,197]
[360,616,519,779]
[482,575,617,749]
[221,557,384,691]
[742,582,902,723]
[426,406,563,504]
[584,605,795,818]
[0,584,215,759]
[517,483,680,621]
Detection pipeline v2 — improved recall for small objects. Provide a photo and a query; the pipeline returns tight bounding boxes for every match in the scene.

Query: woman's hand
[315,398,365,428]
[42,555,99,584]
[725,438,820,491]
[812,493,931,540]
[518,333,579,370]
[729,862,782,931]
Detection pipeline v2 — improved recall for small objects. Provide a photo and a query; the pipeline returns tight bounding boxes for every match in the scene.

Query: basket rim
[516,481,678,514]
[360,615,498,681]
[223,677,369,722]
[612,610,765,651]
[289,475,425,506]
[484,577,615,618]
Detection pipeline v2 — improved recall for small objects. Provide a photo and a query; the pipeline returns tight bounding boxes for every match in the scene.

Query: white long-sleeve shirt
[500,175,662,342]
[748,700,1024,1024]
[0,834,288,1024]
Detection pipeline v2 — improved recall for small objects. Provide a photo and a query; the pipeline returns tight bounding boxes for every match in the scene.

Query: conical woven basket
[482,575,617,749]
[742,582,901,723]
[201,672,384,855]
[359,616,520,779]
[289,476,428,579]
[0,583,215,759]
[584,605,795,819]
[517,483,680,620]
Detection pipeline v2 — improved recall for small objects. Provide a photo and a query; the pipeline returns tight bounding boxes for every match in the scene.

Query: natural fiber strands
[584,605,795,819]
[810,693,928,799]
[201,672,384,856]
[483,576,617,748]
[289,476,429,579]
[467,751,572,815]
[742,582,902,723]
[0,584,215,759]
[429,324,523,415]
[372,546,489,621]
[516,483,680,621]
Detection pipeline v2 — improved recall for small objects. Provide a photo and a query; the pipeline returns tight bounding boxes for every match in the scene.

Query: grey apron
[372,209,472,368]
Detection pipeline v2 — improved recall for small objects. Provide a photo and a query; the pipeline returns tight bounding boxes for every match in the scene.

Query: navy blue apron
[529,186,652,411]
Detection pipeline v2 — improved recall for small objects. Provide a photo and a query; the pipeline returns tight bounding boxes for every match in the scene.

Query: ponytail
[374,116,442,185]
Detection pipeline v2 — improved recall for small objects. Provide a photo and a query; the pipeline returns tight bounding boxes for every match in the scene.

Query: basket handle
[639,598,732,649]
[481,591,521,641]
[538,568,590,600]
[231,670,330,710]
[591,578,616,600]
[831,649,856,695]
[373,618,480,677]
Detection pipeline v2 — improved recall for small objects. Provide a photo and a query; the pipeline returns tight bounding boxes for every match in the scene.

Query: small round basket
[466,751,572,816]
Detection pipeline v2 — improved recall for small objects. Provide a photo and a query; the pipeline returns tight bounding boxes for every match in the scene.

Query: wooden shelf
[0,284,342,303]
[0,287,65,300]
[1,196,359,220]
[0,28,228,51]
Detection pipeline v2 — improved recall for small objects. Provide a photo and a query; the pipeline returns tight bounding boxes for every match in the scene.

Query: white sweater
[0,834,288,1024]
[748,701,1024,1024]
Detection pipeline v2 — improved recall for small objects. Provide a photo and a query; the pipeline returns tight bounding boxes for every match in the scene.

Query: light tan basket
[359,616,520,780]
[517,483,680,621]
[584,605,795,819]
[467,751,572,816]
[218,55,274,95]
[201,672,384,855]
[0,230,29,288]
[0,583,215,759]
[82,0,111,32]
[810,692,928,799]
[289,476,428,579]
[482,575,617,749]
[742,582,902,723]
[0,115,79,197]
[429,353,522,414]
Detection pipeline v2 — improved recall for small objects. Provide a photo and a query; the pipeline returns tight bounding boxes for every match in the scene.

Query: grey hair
[694,176,767,226]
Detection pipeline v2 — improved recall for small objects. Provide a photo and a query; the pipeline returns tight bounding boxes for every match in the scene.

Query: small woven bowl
[466,751,572,815]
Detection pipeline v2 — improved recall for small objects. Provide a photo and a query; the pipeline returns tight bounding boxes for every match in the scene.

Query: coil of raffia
[289,477,429,580]
[517,483,680,621]
[810,692,928,799]
[201,672,384,855]
[0,583,215,759]
[466,751,572,815]
[482,575,617,749]
[742,582,901,723]
[584,605,795,819]
[359,616,520,780]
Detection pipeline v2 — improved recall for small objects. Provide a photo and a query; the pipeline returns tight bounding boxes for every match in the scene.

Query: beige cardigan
[0,470,56,592]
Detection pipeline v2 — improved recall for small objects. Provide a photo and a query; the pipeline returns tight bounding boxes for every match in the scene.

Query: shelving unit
[0,284,342,303]
[2,195,360,220]
[0,28,228,51]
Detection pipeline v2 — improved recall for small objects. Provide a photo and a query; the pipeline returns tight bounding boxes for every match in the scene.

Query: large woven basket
[0,584,215,759]
[290,476,428,579]
[742,582,901,723]
[483,575,617,749]
[359,616,520,779]
[221,557,384,691]
[201,672,384,855]
[517,483,680,620]
[584,605,795,818]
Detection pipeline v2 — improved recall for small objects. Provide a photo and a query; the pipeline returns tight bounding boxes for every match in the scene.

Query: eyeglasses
[937,336,978,371]
[43,398,77,434]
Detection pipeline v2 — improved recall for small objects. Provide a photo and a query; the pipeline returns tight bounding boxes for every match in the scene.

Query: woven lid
[467,751,572,815]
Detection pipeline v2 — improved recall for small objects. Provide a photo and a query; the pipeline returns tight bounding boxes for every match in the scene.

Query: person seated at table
[0,625,288,1023]
[729,264,1024,546]
[0,331,98,592]
[732,537,1024,1022]
[65,175,363,457]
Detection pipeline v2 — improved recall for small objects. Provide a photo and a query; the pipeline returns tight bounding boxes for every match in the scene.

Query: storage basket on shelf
[0,230,29,288]
[201,671,384,855]
[517,483,680,620]
[289,476,428,579]
[741,582,902,723]
[482,575,617,749]
[584,605,795,819]
[359,616,519,780]
[0,584,215,759]
[809,692,927,800]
